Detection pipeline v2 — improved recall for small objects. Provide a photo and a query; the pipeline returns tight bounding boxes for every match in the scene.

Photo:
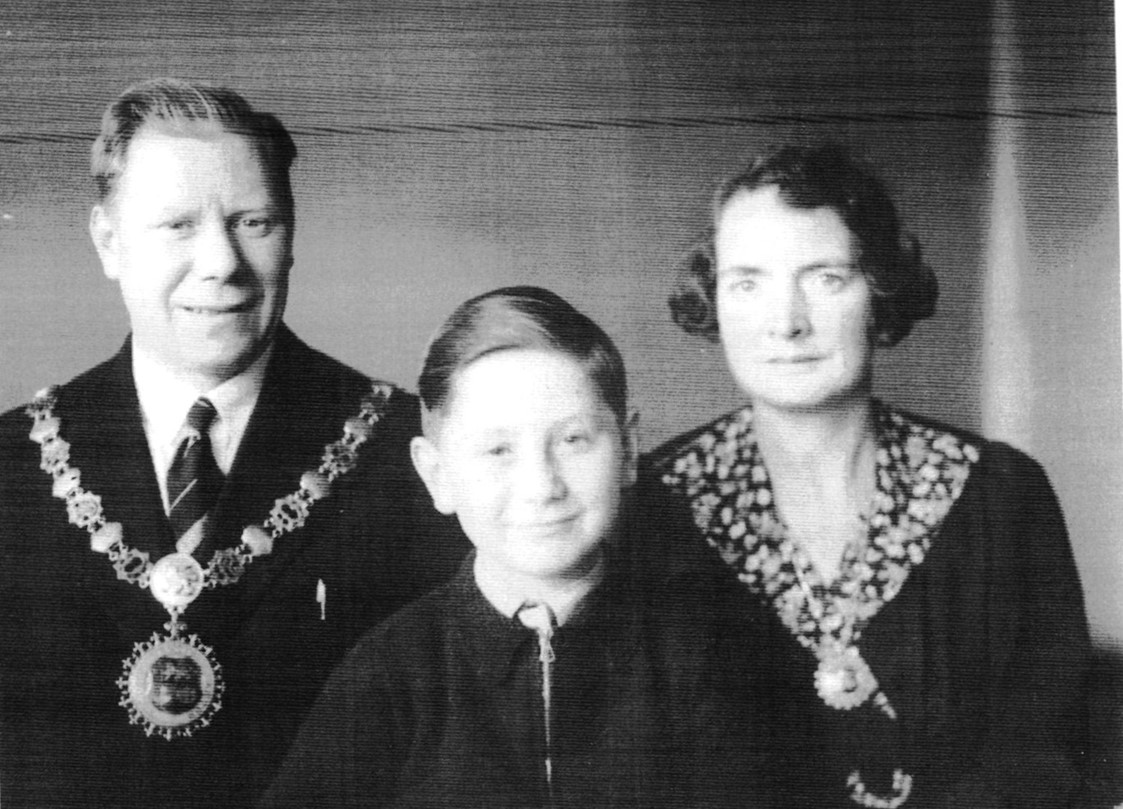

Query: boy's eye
[162,218,195,234]
[560,429,600,453]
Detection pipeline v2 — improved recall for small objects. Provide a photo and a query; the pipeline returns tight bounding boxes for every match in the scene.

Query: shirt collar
[132,343,273,457]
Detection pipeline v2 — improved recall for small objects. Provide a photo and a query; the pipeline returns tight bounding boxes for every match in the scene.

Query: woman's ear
[410,435,455,516]
[622,410,640,488]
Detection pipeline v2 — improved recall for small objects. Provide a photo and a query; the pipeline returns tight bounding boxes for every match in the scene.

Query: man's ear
[410,435,456,516]
[89,205,120,280]
[621,410,640,488]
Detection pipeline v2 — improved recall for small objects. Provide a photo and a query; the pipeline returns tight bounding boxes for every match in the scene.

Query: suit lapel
[41,333,364,646]
[207,328,358,613]
[61,340,175,633]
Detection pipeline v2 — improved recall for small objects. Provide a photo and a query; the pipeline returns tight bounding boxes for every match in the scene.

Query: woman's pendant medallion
[814,643,878,711]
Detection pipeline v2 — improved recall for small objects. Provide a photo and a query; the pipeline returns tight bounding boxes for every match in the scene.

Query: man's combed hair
[91,77,297,213]
[418,286,628,434]
[669,143,938,347]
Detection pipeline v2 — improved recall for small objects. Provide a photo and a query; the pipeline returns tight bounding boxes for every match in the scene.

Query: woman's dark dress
[647,402,1093,809]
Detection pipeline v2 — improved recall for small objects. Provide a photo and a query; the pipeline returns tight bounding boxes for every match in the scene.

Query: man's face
[91,125,293,389]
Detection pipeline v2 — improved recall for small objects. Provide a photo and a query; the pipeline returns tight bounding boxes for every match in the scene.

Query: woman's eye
[820,273,844,288]
[813,267,853,290]
[486,444,511,457]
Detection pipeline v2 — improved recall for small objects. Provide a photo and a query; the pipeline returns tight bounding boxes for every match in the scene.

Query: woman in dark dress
[647,144,1095,808]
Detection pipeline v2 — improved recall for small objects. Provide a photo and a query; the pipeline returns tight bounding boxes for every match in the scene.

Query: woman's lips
[768,354,824,364]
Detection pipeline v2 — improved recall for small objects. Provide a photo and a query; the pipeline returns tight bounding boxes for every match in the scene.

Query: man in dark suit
[0,78,468,808]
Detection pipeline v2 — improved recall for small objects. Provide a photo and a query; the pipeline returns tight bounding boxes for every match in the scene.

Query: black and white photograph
[0,1,1119,806]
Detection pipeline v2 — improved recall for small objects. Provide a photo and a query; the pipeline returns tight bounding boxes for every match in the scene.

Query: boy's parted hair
[418,286,628,433]
[669,143,938,347]
[91,77,296,215]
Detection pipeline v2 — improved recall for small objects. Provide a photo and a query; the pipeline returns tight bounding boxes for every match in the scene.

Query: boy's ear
[410,435,456,515]
[622,410,640,488]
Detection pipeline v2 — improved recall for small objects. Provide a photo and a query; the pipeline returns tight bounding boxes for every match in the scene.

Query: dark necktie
[166,398,224,553]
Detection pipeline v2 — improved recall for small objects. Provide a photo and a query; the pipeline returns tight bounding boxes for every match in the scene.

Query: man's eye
[237,216,275,237]
[164,219,195,233]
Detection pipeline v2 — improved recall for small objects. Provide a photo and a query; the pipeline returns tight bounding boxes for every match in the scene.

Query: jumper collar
[448,555,633,686]
[472,551,606,629]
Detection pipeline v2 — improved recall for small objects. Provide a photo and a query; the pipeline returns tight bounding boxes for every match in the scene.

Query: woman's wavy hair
[668,144,937,347]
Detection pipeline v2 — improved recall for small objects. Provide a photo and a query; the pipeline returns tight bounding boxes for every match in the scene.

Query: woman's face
[714,185,875,413]
[411,348,636,588]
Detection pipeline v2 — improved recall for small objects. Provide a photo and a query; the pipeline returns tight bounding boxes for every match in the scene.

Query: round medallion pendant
[117,632,224,739]
[814,645,878,711]
[149,553,205,610]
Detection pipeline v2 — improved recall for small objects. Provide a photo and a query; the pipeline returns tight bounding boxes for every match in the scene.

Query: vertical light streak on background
[980,0,1033,448]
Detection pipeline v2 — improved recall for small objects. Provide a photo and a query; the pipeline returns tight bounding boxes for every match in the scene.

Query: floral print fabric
[659,401,979,714]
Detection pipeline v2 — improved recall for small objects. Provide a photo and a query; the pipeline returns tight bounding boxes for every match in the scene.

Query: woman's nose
[766,280,810,338]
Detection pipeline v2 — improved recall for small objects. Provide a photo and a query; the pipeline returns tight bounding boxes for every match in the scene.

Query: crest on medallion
[117,632,224,740]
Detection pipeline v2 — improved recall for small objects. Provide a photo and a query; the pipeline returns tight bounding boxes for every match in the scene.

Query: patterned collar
[660,400,979,715]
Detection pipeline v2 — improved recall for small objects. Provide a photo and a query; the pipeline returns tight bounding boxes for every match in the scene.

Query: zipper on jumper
[516,601,557,808]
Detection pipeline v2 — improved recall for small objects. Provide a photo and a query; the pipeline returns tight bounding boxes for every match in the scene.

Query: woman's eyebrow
[799,260,859,271]
[716,264,766,277]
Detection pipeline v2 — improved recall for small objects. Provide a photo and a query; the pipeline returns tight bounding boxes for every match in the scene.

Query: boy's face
[412,348,637,587]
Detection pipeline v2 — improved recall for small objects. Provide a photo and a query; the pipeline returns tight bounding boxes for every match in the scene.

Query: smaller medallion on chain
[149,553,206,610]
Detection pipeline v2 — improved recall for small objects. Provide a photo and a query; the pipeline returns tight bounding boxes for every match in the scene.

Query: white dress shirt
[132,345,273,514]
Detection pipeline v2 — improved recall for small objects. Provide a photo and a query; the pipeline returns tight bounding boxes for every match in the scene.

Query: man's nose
[192,219,241,280]
[766,279,810,339]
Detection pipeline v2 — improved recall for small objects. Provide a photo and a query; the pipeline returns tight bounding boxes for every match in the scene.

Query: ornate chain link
[27,380,395,592]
